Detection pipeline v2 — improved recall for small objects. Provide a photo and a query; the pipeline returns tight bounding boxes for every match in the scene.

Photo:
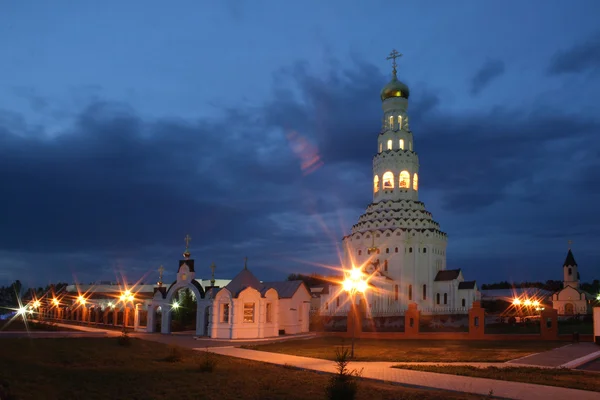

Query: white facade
[147,257,311,339]
[552,249,593,315]
[321,59,479,316]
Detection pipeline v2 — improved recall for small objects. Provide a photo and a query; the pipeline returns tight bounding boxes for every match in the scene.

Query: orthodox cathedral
[321,51,479,315]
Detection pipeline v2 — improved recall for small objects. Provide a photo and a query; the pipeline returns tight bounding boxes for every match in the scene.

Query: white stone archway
[146,258,209,336]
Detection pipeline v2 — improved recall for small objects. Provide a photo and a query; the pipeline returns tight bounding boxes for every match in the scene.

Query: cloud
[1,57,599,286]
[548,32,600,75]
[469,59,505,96]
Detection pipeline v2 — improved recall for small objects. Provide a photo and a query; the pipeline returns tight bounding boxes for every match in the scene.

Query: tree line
[480,279,600,293]
[0,281,69,314]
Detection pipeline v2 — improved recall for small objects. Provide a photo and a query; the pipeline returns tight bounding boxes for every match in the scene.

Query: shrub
[0,382,16,400]
[117,331,131,347]
[161,345,183,362]
[325,346,362,400]
[197,348,217,372]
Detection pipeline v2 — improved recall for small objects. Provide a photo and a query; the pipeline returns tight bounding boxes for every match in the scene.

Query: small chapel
[146,239,311,339]
[319,51,480,316]
[551,247,594,315]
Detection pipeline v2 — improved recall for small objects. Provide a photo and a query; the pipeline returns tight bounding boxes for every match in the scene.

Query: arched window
[358,250,362,255]
[399,170,410,188]
[386,248,389,253]
[399,139,404,149]
[394,285,399,301]
[387,139,393,150]
[395,247,398,253]
[423,247,427,253]
[413,173,419,190]
[444,293,448,305]
[388,115,393,128]
[373,175,379,193]
[409,141,413,151]
[568,268,572,276]
[461,299,466,307]
[422,284,427,300]
[436,293,440,305]
[379,143,383,153]
[384,260,388,271]
[336,297,339,307]
[409,247,413,253]
[382,171,394,189]
[408,285,412,301]
[398,115,403,129]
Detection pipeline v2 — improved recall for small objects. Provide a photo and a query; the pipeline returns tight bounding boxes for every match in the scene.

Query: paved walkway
[198,347,600,400]
[507,342,600,368]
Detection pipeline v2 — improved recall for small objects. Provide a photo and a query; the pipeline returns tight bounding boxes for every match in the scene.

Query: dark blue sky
[1,1,599,288]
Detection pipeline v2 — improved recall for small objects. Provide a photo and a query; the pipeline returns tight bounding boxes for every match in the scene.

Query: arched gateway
[146,245,212,336]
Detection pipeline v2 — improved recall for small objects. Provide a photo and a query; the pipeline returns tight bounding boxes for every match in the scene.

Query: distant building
[552,249,594,315]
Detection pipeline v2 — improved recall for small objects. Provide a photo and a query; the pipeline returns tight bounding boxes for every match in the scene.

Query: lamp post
[342,267,368,359]
[119,290,135,334]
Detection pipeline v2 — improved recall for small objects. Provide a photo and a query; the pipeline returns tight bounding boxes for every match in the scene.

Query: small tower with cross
[177,234,196,281]
[563,239,579,288]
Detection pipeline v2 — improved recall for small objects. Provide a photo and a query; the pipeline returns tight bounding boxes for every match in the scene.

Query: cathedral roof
[458,281,477,290]
[262,280,307,298]
[224,268,264,297]
[434,269,462,282]
[380,74,410,101]
[563,249,577,267]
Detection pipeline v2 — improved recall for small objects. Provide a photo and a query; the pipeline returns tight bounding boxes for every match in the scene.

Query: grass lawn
[393,365,600,392]
[0,319,77,332]
[243,336,563,362]
[0,337,489,400]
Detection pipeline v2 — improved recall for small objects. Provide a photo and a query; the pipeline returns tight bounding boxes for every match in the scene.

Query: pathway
[507,342,600,368]
[197,346,600,400]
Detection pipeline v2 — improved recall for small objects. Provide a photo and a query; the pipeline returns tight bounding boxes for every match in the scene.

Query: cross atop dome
[386,49,402,76]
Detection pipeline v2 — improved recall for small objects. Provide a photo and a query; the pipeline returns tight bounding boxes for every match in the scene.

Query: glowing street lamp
[172,301,180,310]
[33,300,41,309]
[119,290,135,334]
[342,266,368,359]
[52,298,60,307]
[78,295,86,305]
[512,298,521,306]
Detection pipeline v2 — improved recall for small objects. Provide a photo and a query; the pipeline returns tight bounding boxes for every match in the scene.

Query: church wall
[230,288,262,339]
[278,287,311,334]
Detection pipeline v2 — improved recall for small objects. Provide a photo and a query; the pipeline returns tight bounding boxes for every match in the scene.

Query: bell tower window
[387,139,393,150]
[413,173,419,191]
[399,139,404,150]
[399,170,410,188]
[382,171,394,189]
[373,175,379,193]
[388,116,393,129]
[379,143,382,153]
[409,141,413,151]
[398,115,403,130]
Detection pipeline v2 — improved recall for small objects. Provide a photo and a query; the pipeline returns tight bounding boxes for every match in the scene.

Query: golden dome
[380,74,410,101]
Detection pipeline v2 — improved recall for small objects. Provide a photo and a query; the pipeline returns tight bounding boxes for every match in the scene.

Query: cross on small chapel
[568,239,572,249]
[158,265,165,286]
[386,49,402,74]
[184,234,192,249]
